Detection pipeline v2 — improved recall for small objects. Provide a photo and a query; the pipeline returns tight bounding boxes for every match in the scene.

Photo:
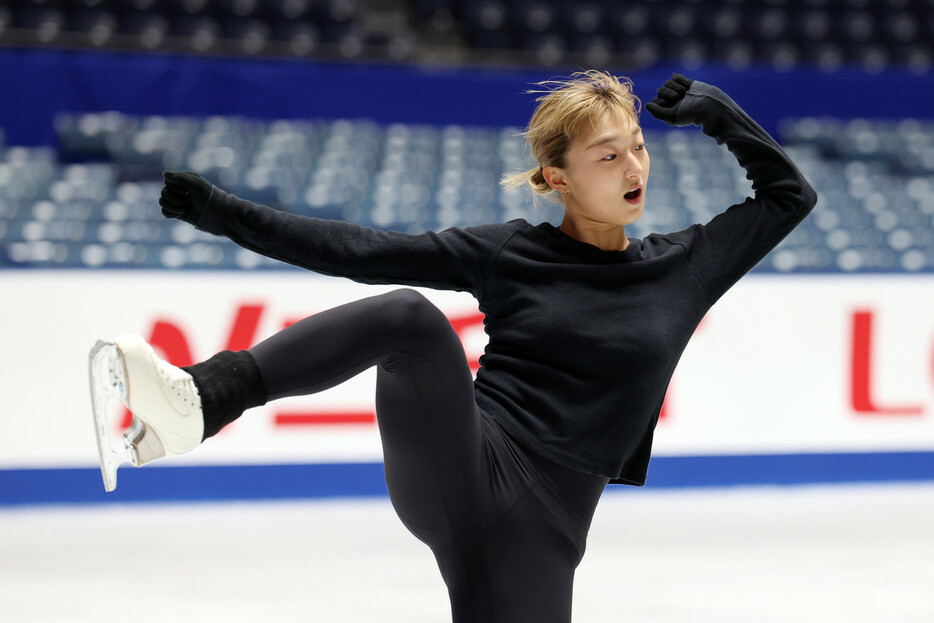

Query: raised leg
[249,288,483,540]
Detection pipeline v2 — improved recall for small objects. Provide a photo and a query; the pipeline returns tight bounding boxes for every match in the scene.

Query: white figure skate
[88,334,204,492]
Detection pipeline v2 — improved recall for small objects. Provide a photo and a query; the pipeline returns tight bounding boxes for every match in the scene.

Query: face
[544,112,649,228]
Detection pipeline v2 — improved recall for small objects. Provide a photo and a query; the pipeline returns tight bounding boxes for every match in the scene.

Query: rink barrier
[2,450,934,506]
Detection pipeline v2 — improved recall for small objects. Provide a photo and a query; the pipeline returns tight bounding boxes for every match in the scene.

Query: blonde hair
[501,70,641,200]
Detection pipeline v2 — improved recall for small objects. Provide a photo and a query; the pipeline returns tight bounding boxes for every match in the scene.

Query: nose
[625,151,643,179]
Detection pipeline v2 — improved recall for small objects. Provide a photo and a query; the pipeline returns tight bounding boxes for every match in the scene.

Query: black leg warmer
[183,350,268,441]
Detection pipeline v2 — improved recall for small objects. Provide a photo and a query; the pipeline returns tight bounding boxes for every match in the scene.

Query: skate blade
[88,340,138,492]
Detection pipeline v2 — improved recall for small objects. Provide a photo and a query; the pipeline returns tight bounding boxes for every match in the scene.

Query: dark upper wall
[0,47,929,147]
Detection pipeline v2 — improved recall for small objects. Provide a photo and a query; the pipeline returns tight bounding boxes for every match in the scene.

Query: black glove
[645,74,694,126]
[159,171,214,225]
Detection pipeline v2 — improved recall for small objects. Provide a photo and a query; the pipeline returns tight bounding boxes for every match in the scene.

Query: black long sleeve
[672,81,818,300]
[196,192,517,295]
[190,80,816,484]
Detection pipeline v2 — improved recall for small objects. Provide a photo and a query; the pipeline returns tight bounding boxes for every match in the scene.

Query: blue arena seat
[217,0,261,18]
[464,0,512,50]
[270,19,319,55]
[66,8,119,47]
[265,0,313,20]
[171,14,222,52]
[2,0,933,71]
[3,112,934,272]
[221,15,270,54]
[118,10,169,49]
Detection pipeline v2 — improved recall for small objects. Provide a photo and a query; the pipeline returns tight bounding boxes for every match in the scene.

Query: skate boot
[88,334,204,492]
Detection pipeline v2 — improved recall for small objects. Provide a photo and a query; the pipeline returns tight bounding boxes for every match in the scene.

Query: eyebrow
[585,127,643,150]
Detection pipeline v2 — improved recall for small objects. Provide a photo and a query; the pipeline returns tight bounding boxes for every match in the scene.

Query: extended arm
[159,171,514,294]
[647,76,818,300]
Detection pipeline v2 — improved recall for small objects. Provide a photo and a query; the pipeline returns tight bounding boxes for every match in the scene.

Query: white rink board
[1,271,932,468]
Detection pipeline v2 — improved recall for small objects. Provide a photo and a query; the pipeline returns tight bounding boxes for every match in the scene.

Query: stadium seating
[1,111,932,273]
[0,0,931,72]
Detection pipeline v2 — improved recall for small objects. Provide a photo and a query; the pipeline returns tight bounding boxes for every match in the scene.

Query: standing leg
[432,418,609,623]
[250,289,610,623]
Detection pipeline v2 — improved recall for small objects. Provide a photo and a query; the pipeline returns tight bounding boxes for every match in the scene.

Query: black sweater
[196,81,818,485]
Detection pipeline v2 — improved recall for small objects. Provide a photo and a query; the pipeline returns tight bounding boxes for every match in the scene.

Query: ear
[542,165,569,194]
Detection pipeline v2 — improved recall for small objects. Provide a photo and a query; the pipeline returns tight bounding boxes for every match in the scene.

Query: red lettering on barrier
[149,320,195,366]
[658,314,708,422]
[225,304,264,352]
[659,391,669,421]
[850,310,923,416]
[275,411,376,426]
[448,311,485,371]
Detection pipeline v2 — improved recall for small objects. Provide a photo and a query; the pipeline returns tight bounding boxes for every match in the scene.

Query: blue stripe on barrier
[2,451,933,506]
[0,463,389,507]
[644,451,934,488]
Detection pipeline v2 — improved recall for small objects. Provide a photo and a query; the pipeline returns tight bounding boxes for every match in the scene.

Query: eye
[635,143,646,151]
[602,154,617,161]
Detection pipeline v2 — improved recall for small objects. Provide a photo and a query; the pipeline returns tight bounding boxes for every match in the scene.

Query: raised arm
[647,75,818,300]
[159,171,514,294]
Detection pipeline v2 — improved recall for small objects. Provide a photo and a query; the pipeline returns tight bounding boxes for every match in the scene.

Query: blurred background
[1,0,933,621]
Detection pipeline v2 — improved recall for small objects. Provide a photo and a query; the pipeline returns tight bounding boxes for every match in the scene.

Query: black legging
[249,289,609,623]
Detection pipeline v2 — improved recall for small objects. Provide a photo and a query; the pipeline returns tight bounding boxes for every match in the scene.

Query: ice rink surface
[2,483,932,623]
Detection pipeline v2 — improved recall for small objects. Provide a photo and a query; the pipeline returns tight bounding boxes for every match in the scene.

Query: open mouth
[623,187,642,204]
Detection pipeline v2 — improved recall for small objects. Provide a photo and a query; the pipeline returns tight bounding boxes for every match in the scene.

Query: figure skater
[89,73,816,622]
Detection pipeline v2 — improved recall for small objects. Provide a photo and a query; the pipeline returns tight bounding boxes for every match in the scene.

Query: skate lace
[156,361,202,411]
[176,376,201,409]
